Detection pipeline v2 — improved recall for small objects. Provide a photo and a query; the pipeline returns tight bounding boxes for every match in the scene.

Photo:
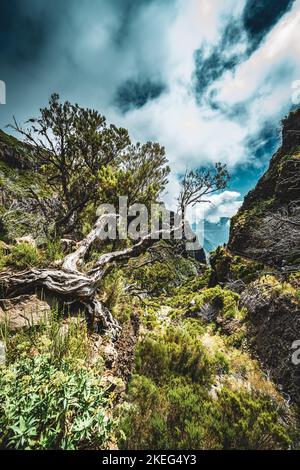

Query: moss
[210,246,265,284]
[257,275,300,305]
[186,285,245,320]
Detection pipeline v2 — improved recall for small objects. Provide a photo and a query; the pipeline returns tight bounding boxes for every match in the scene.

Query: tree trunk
[0,214,180,338]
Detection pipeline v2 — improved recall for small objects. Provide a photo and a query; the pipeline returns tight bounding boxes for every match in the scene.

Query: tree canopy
[12,94,169,237]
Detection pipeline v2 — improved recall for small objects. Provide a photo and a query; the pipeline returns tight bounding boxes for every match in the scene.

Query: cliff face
[210,108,300,405]
[228,109,300,268]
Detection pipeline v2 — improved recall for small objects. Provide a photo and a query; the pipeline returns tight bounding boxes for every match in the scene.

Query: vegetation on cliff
[0,99,300,450]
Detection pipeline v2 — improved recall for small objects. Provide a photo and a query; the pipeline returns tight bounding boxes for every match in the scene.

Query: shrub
[8,243,40,269]
[135,323,212,385]
[120,321,295,450]
[0,246,7,270]
[44,239,64,262]
[187,286,244,320]
[129,256,197,296]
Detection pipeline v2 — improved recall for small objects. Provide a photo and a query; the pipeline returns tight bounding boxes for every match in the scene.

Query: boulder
[15,235,36,247]
[0,294,51,331]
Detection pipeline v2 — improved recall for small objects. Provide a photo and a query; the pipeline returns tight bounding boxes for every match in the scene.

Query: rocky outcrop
[228,109,300,268]
[241,276,300,404]
[209,109,300,407]
[0,294,51,331]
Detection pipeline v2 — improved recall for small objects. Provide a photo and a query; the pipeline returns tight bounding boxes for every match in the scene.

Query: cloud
[242,0,295,49]
[115,79,166,113]
[202,191,243,223]
[0,0,299,228]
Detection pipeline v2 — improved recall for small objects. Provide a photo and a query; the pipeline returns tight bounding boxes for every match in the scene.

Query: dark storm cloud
[115,79,166,113]
[0,0,159,67]
[243,0,295,49]
[0,0,176,128]
[194,21,243,99]
[193,0,295,103]
[0,0,67,67]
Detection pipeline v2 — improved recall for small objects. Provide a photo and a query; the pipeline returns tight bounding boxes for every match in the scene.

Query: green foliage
[210,246,264,284]
[0,355,112,449]
[44,239,64,262]
[186,286,243,319]
[120,322,295,450]
[166,283,244,320]
[13,94,169,236]
[230,198,275,237]
[8,243,41,269]
[135,323,220,384]
[129,256,197,296]
[0,246,7,270]
[0,310,114,450]
[178,163,230,214]
[100,270,125,314]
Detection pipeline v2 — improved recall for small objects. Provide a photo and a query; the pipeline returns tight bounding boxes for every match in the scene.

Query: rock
[0,340,5,365]
[228,108,300,268]
[15,235,36,247]
[0,295,51,331]
[240,280,300,404]
[103,342,118,368]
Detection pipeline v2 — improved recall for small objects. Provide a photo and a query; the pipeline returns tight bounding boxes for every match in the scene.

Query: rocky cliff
[211,108,300,405]
[229,109,300,268]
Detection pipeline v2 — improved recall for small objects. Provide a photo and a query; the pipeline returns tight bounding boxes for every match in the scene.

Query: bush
[8,243,40,269]
[0,355,112,449]
[44,239,64,262]
[120,322,295,450]
[0,246,7,270]
[186,286,245,320]
[129,256,197,296]
[135,323,213,384]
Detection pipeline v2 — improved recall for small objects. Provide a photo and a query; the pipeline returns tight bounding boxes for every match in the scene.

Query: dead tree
[0,214,180,339]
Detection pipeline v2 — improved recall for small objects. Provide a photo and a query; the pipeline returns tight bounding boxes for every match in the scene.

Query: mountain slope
[228,109,300,268]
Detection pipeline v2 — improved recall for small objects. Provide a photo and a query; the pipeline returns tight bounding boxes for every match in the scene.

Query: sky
[0,0,299,234]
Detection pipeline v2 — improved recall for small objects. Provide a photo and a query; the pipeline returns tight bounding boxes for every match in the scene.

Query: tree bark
[0,214,180,338]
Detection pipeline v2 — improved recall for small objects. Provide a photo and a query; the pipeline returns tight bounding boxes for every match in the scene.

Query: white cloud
[107,0,300,221]
[3,0,298,227]
[202,191,243,223]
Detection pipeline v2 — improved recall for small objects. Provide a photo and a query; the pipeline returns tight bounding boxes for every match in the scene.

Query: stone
[103,342,118,368]
[15,235,36,247]
[0,340,5,365]
[0,294,51,331]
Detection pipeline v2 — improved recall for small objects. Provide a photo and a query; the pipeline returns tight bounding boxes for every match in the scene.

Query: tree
[178,163,230,216]
[12,94,169,236]
[2,98,229,339]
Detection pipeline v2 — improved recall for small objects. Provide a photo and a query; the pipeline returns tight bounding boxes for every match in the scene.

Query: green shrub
[120,321,295,450]
[120,370,294,450]
[186,286,245,320]
[0,246,7,270]
[135,323,212,385]
[44,239,64,262]
[0,354,113,449]
[8,243,40,269]
[129,256,197,296]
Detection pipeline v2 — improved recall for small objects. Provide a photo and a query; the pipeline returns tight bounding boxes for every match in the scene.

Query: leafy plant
[0,355,113,449]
